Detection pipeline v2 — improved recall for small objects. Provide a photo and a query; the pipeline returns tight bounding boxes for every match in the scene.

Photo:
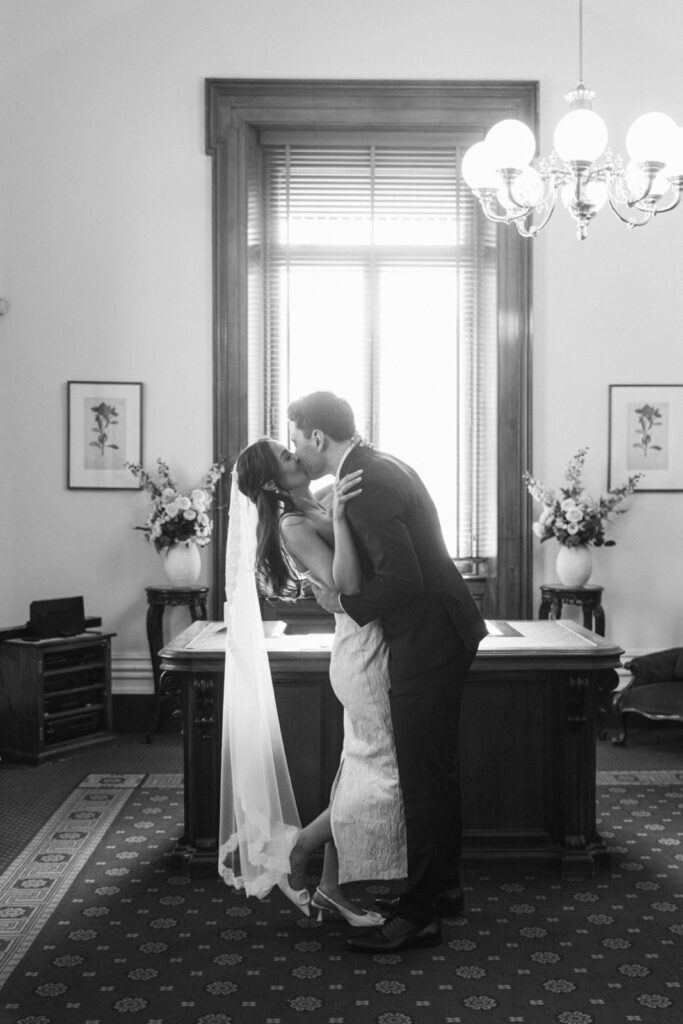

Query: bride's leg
[316,841,361,914]
[289,807,332,890]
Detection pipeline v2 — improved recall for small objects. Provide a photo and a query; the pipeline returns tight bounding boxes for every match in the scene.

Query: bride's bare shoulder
[280,511,331,568]
[279,510,308,534]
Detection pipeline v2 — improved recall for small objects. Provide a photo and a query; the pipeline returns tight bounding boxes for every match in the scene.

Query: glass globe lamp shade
[624,160,671,200]
[650,170,673,198]
[561,178,607,211]
[624,160,648,195]
[497,166,545,210]
[485,119,536,170]
[553,109,608,163]
[625,112,678,164]
[662,125,683,177]
[461,141,499,190]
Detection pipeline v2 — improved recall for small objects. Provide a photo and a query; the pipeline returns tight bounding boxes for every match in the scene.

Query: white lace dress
[328,612,407,884]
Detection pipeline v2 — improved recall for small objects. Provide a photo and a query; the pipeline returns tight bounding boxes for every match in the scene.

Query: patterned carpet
[1,766,682,1024]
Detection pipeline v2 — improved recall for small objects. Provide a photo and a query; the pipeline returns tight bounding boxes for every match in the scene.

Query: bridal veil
[218,467,301,898]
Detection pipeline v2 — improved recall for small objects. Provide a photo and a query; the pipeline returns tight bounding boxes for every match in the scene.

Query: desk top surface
[159,619,623,673]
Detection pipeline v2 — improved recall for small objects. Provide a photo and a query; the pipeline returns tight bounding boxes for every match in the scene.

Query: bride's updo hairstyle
[234,439,302,599]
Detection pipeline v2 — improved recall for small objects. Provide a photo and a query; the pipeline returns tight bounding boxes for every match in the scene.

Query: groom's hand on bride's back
[311,580,344,615]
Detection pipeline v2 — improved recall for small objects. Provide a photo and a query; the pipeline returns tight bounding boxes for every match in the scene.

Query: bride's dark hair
[234,438,302,599]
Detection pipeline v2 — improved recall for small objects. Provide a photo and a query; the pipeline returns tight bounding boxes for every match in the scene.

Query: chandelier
[461,0,683,240]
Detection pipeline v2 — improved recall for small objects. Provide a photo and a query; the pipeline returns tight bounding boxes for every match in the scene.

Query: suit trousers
[388,650,473,923]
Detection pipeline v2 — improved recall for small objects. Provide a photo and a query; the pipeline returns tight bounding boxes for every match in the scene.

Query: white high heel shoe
[277,876,311,917]
[310,887,385,927]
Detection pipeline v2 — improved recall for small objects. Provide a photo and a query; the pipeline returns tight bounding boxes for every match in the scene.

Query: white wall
[2,0,682,694]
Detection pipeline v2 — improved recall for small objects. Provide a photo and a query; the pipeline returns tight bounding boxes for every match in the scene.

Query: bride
[219,436,406,925]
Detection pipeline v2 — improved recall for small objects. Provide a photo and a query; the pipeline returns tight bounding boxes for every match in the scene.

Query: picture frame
[67,381,143,490]
[608,384,683,492]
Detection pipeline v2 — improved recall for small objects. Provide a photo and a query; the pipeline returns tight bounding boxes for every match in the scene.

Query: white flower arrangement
[524,447,642,548]
[125,458,225,552]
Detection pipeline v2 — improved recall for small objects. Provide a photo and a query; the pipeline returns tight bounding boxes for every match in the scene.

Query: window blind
[262,142,497,562]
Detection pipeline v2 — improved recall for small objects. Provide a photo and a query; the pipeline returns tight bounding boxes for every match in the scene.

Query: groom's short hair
[288,391,356,442]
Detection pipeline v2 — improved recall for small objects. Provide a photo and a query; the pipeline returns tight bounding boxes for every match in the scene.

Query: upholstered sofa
[612,647,683,745]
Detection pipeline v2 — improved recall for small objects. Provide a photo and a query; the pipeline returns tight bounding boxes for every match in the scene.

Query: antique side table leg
[581,604,593,631]
[593,603,605,637]
[145,602,165,743]
[190,596,208,623]
[539,594,552,620]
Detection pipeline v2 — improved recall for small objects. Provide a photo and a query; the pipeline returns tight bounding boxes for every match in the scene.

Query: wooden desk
[158,619,622,878]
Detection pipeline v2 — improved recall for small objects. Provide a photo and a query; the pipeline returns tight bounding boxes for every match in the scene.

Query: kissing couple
[218,390,487,952]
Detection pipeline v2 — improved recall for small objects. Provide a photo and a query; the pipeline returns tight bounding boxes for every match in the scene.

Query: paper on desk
[186,619,596,654]
[480,620,599,650]
[265,632,334,652]
[185,620,334,652]
[185,621,227,650]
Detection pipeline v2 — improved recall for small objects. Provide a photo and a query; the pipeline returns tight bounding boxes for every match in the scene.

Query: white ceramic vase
[555,544,593,587]
[160,541,202,587]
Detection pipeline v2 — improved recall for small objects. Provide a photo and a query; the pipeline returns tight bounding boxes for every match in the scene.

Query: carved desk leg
[170,672,223,875]
[560,673,610,877]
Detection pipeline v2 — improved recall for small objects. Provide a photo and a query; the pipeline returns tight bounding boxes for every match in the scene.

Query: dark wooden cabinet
[0,633,115,763]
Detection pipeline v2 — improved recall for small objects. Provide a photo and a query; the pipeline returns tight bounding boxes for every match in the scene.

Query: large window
[262,142,497,560]
[207,80,534,618]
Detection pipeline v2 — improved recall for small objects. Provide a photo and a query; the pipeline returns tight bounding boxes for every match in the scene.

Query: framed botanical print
[608,384,683,492]
[67,381,143,489]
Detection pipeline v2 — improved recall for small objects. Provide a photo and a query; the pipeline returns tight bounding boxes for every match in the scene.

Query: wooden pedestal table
[145,586,208,741]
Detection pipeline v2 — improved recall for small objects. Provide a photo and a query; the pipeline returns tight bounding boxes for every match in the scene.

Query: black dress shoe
[374,887,465,918]
[435,887,466,917]
[346,914,441,952]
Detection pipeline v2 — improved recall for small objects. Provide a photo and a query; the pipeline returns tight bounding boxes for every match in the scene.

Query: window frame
[206,79,535,619]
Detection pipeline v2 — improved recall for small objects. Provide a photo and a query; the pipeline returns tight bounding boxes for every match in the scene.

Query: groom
[287,391,487,952]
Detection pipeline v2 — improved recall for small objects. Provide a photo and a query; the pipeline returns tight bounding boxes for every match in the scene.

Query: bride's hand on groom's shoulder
[333,470,363,521]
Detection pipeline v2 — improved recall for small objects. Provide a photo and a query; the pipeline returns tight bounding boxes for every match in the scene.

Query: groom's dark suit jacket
[338,443,488,681]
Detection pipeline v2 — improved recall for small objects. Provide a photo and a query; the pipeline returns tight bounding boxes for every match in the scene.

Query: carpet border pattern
[0,773,160,989]
[596,770,683,786]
